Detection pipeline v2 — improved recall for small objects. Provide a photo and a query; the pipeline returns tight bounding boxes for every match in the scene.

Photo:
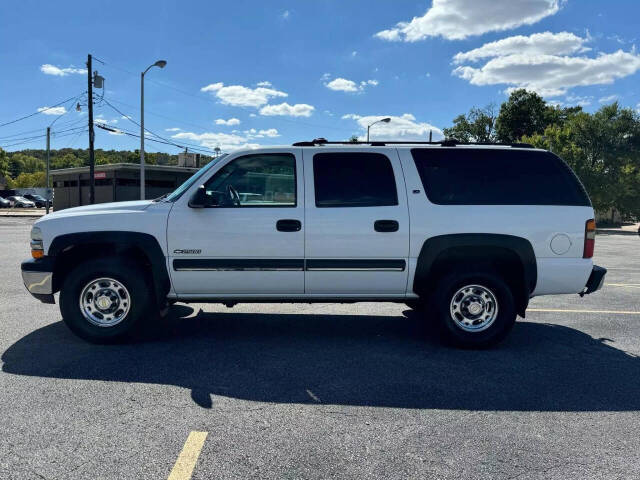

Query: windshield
[164,154,228,202]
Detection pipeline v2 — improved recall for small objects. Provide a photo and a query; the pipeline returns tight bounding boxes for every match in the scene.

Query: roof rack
[292,138,534,149]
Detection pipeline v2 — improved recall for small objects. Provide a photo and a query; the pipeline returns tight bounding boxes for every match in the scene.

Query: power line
[0,128,87,149]
[97,100,219,154]
[0,93,85,129]
[95,123,183,148]
[48,92,87,128]
[94,122,218,156]
[100,98,184,147]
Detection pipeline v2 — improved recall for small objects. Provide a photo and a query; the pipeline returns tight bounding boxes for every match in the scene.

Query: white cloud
[40,64,87,76]
[565,95,592,107]
[453,32,589,64]
[37,106,67,115]
[259,102,315,117]
[599,94,619,103]
[325,77,379,93]
[453,44,640,97]
[326,78,359,92]
[94,115,118,125]
[258,128,280,138]
[201,82,224,92]
[165,127,182,132]
[375,0,560,42]
[342,113,443,141]
[172,131,260,152]
[256,81,272,87]
[282,10,290,19]
[200,82,288,107]
[215,118,241,126]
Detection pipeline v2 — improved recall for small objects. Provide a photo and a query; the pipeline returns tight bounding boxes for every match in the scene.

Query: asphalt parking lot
[1,217,639,479]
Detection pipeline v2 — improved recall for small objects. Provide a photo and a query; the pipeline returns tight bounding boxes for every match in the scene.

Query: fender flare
[49,231,170,307]
[413,233,537,311]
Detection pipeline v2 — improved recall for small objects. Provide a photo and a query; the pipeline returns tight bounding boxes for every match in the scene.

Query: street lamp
[366,117,391,142]
[140,59,167,200]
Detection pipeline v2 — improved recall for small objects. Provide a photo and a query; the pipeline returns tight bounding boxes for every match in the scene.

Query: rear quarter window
[411,148,591,206]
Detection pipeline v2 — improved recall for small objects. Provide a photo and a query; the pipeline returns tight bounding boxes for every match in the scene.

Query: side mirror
[188,185,208,208]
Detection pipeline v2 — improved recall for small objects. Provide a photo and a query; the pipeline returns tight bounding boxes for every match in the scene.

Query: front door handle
[276,219,302,232]
[374,220,399,232]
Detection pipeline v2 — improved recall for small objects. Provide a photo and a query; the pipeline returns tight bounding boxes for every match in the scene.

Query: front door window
[203,153,297,207]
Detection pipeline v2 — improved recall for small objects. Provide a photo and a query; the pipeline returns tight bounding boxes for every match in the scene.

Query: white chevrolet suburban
[21,140,607,347]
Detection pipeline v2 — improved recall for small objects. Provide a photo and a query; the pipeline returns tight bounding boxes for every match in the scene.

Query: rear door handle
[374,220,399,232]
[276,219,302,232]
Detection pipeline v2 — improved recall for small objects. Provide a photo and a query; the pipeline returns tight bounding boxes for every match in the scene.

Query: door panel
[167,150,304,295]
[304,148,410,295]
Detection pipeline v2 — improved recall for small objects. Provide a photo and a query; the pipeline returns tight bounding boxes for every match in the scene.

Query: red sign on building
[94,172,106,180]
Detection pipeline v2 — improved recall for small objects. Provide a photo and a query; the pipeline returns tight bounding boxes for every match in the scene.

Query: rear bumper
[21,257,55,304]
[581,265,607,296]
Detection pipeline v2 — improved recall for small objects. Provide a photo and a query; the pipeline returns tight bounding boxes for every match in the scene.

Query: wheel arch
[48,231,170,308]
[413,234,537,317]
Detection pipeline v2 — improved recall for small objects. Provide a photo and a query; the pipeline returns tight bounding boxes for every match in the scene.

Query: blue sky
[1,0,640,154]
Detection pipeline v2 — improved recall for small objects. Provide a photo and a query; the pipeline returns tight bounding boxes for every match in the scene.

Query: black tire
[429,271,516,349]
[59,257,154,343]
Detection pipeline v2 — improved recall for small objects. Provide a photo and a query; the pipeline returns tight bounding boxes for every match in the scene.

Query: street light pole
[366,117,391,142]
[140,60,167,200]
[45,127,50,214]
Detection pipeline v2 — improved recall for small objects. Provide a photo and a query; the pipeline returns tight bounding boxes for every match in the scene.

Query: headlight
[30,226,44,258]
[31,226,43,241]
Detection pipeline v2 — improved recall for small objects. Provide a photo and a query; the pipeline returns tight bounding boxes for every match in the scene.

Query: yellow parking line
[528,308,640,315]
[168,431,208,480]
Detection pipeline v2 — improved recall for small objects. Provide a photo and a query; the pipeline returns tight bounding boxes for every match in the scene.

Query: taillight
[583,219,596,258]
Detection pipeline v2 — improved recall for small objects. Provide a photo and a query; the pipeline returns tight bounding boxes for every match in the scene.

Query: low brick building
[50,163,198,210]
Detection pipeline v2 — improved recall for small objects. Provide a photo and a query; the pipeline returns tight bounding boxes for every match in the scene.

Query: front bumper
[581,265,607,296]
[21,257,55,304]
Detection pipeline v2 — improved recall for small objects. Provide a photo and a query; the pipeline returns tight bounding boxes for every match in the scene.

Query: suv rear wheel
[429,271,516,348]
[59,258,153,343]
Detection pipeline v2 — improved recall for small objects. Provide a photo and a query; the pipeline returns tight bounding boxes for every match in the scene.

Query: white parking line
[528,308,640,315]
[168,431,208,480]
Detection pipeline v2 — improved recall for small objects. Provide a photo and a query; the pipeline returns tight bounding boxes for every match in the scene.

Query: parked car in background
[0,196,11,208]
[23,194,47,208]
[7,196,36,208]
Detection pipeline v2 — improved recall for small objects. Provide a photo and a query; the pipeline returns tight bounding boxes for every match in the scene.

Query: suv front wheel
[429,271,516,348]
[59,258,152,343]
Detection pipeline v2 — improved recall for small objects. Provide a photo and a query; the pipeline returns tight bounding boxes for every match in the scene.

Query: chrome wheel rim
[449,284,498,332]
[79,277,130,327]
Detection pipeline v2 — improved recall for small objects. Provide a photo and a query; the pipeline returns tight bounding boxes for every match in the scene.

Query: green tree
[443,104,497,142]
[495,89,548,143]
[7,171,46,188]
[51,152,82,169]
[523,102,640,219]
[0,148,9,179]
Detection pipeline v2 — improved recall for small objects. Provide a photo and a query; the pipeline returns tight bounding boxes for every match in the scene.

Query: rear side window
[313,152,398,207]
[411,148,591,206]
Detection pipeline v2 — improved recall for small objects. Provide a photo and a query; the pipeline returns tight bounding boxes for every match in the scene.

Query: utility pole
[45,127,50,214]
[140,70,145,200]
[87,54,95,204]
